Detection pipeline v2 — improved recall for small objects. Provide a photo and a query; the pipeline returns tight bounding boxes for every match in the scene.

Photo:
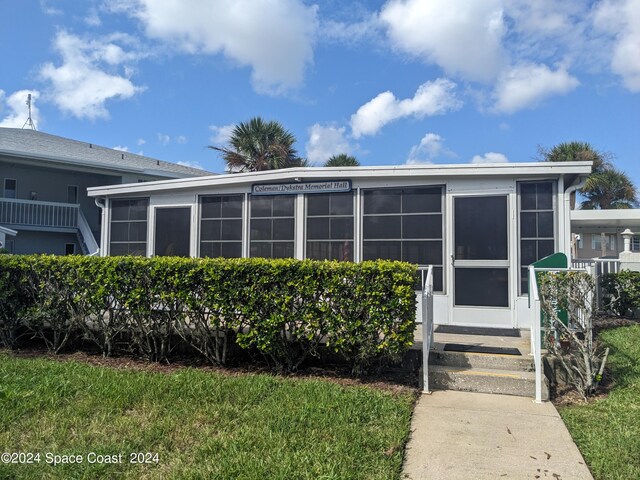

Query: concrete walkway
[403,391,593,480]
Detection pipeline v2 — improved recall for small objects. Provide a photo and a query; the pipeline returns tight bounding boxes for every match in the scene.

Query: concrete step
[429,349,534,372]
[426,365,549,400]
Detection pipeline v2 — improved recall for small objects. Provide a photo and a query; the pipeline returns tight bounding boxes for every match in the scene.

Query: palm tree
[324,154,360,167]
[540,141,639,209]
[538,141,611,173]
[580,169,638,209]
[209,117,304,172]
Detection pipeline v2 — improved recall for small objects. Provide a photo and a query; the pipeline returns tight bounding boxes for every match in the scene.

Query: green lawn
[559,324,640,480]
[0,353,416,479]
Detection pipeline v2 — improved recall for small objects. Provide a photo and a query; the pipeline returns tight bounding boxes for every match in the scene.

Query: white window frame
[4,178,17,199]
[197,194,244,259]
[304,191,356,262]
[151,204,194,257]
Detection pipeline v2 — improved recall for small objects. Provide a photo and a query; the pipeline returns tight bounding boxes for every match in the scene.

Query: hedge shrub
[602,270,640,317]
[0,255,417,373]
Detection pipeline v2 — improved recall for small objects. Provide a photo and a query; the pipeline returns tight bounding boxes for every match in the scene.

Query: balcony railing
[0,198,79,229]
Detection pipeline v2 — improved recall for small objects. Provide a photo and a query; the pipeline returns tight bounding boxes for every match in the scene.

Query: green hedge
[602,270,640,317]
[0,255,417,372]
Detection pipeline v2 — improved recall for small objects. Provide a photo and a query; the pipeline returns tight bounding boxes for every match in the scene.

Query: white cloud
[109,0,318,94]
[492,63,579,113]
[39,30,145,119]
[112,145,129,152]
[157,133,170,145]
[177,160,204,169]
[0,89,42,128]
[504,1,590,59]
[321,15,381,44]
[85,9,102,26]
[350,78,461,138]
[593,0,640,92]
[176,135,187,144]
[471,152,509,163]
[406,132,454,164]
[39,0,63,15]
[305,124,353,165]
[137,138,146,145]
[209,124,235,145]
[380,0,506,82]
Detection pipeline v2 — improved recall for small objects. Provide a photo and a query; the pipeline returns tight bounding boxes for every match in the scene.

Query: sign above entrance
[251,180,351,196]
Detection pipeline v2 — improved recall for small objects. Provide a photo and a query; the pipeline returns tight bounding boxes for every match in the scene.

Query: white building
[88,161,592,328]
[571,209,640,259]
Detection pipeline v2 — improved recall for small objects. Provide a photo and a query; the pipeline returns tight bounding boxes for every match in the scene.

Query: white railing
[528,265,544,403]
[77,209,99,255]
[421,265,434,393]
[0,198,79,229]
[572,258,595,269]
[573,258,621,311]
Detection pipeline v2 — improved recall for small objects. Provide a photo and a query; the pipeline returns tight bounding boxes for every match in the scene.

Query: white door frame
[446,189,517,327]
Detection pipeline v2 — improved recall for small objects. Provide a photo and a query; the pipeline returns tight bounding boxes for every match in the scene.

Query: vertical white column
[622,228,634,253]
[354,187,361,263]
[295,194,305,260]
[191,195,198,258]
[101,198,109,257]
[243,192,250,258]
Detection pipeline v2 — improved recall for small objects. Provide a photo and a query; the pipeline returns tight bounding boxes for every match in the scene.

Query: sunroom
[88,161,591,329]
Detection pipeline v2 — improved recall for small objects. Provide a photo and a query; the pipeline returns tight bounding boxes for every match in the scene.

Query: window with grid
[306,192,354,261]
[519,182,555,293]
[199,195,243,258]
[592,234,616,251]
[109,198,148,256]
[633,236,640,252]
[250,195,295,258]
[362,186,444,291]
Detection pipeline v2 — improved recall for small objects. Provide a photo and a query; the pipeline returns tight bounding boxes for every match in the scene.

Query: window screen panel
[362,186,444,291]
[200,195,243,258]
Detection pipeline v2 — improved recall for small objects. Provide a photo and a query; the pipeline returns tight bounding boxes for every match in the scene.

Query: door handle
[450,254,455,266]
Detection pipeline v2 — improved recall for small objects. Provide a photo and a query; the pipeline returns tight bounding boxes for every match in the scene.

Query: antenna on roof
[22,94,37,131]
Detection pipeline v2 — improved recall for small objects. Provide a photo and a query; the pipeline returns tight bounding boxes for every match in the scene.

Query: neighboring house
[571,209,640,259]
[0,127,212,255]
[88,161,592,328]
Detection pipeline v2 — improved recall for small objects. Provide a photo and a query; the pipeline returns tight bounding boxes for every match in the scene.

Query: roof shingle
[0,127,213,178]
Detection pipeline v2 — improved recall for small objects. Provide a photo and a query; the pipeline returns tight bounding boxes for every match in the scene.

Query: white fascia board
[87,161,593,197]
[571,209,640,229]
[0,225,18,236]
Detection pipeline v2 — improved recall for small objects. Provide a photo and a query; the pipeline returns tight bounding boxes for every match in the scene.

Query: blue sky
[1,0,638,185]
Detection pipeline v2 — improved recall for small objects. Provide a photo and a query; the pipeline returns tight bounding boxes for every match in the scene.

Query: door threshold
[435,325,521,337]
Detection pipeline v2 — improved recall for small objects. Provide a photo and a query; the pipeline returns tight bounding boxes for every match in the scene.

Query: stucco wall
[10,230,80,255]
[0,159,121,235]
[576,232,621,258]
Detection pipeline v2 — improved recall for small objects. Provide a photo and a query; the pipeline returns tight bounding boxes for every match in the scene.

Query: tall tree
[540,141,638,209]
[580,169,638,209]
[538,141,611,173]
[209,117,304,172]
[324,154,360,167]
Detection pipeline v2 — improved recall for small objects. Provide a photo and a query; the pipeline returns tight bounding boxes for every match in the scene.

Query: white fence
[572,258,621,311]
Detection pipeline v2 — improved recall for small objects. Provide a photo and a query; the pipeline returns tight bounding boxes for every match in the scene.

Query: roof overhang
[0,226,18,236]
[571,209,640,231]
[87,161,593,197]
[0,148,209,179]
